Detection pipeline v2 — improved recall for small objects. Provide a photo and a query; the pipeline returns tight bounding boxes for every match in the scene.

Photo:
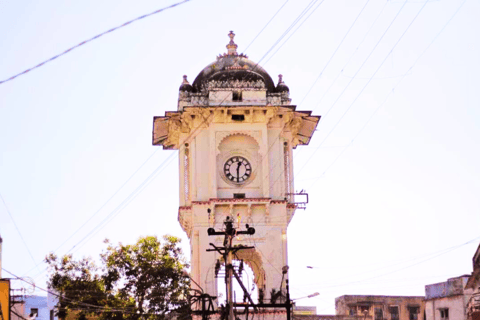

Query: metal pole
[286,279,291,320]
[226,236,234,320]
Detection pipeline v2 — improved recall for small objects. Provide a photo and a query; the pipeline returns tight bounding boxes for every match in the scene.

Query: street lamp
[292,292,320,301]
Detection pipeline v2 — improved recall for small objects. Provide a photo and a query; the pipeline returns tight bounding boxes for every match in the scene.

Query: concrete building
[24,296,49,320]
[152,31,320,319]
[465,243,480,320]
[424,275,472,320]
[335,295,425,320]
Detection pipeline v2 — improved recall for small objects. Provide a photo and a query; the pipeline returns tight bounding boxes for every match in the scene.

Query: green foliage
[46,236,190,320]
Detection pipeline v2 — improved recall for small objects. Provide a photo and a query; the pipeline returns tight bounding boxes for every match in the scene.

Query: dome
[191,31,277,92]
[179,75,193,92]
[276,74,289,93]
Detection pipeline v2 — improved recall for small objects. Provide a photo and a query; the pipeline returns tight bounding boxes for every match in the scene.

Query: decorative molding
[216,131,262,154]
[207,79,265,90]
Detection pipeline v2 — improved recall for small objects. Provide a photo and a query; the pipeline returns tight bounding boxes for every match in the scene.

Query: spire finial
[182,75,189,84]
[278,74,284,84]
[226,31,238,55]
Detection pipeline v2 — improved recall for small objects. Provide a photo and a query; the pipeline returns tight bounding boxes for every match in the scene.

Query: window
[233,193,245,199]
[231,114,245,121]
[389,306,399,320]
[349,307,356,316]
[408,306,419,320]
[375,308,383,320]
[30,308,38,317]
[360,306,370,314]
[233,91,242,101]
[440,308,449,320]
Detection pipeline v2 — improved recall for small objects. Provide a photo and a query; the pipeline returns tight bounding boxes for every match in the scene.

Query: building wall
[336,295,425,320]
[24,296,49,320]
[425,295,467,320]
[466,243,480,320]
[425,276,472,320]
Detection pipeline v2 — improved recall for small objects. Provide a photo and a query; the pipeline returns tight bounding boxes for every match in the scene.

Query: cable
[263,0,326,66]
[67,152,177,255]
[299,235,480,290]
[297,0,372,107]
[3,268,194,315]
[244,0,290,53]
[0,192,36,266]
[256,0,321,66]
[262,0,411,194]
[27,152,177,281]
[11,310,29,320]
[294,0,410,178]
[22,148,163,278]
[306,0,468,190]
[0,0,192,86]
[312,1,389,117]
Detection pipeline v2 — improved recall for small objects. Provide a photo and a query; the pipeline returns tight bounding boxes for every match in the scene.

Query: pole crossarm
[205,215,258,320]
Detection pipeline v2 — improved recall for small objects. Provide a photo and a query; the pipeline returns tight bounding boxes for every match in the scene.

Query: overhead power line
[297,0,372,107]
[0,192,37,266]
[295,0,410,178]
[305,0,468,190]
[2,268,192,315]
[244,0,290,53]
[0,0,192,86]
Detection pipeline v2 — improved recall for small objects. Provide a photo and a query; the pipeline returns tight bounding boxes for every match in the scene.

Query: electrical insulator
[215,259,221,277]
[239,260,244,274]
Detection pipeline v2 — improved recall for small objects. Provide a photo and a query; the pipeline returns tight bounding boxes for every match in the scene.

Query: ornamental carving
[163,118,181,148]
[207,79,265,90]
[178,209,193,238]
[216,131,262,154]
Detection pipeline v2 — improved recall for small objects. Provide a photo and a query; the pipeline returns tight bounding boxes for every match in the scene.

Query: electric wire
[22,148,162,278]
[0,0,192,86]
[262,0,325,66]
[297,0,372,107]
[261,0,408,193]
[295,0,428,179]
[256,0,322,66]
[3,267,196,315]
[0,192,37,266]
[28,151,177,281]
[312,1,389,118]
[300,235,480,290]
[293,0,409,178]
[66,152,177,255]
[243,0,290,53]
[306,0,468,190]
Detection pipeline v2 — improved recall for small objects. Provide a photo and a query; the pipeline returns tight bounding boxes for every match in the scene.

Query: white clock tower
[152,32,320,312]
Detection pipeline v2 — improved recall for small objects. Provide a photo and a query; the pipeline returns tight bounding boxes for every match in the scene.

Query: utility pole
[207,213,297,320]
[207,214,255,320]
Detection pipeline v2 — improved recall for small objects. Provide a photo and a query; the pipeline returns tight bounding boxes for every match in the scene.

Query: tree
[46,235,190,320]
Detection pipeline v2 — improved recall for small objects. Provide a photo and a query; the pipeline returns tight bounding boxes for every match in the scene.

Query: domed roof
[179,75,193,92]
[276,74,289,92]
[191,31,277,92]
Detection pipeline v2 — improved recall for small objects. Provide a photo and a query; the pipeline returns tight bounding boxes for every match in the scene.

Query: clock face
[224,156,252,183]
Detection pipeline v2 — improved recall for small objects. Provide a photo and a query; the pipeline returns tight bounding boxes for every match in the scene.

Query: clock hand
[236,162,241,182]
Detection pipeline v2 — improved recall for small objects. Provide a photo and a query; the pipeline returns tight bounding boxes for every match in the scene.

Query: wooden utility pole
[207,214,255,320]
[207,214,295,320]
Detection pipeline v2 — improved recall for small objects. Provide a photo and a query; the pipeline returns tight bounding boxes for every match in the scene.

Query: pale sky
[1,0,479,315]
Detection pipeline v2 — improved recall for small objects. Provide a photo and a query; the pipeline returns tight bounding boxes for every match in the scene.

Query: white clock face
[223,156,252,183]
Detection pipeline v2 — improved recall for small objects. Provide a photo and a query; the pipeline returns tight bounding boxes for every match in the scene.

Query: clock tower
[152,32,320,309]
